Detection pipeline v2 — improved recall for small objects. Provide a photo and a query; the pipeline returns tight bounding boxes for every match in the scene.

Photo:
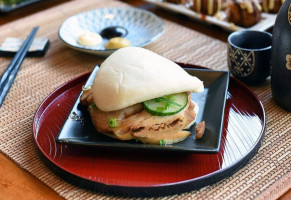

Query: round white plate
[58,7,164,56]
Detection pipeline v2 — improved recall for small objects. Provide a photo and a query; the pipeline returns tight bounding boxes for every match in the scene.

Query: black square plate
[56,66,229,153]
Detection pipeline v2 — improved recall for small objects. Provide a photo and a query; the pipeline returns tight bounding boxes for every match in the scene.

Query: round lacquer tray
[33,64,266,197]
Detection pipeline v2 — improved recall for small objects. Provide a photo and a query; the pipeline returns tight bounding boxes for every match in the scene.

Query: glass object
[0,0,40,12]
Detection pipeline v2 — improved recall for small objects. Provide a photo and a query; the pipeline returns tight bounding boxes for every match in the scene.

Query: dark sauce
[100,26,128,39]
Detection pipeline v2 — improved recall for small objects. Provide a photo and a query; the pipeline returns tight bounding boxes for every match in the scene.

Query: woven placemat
[0,0,290,199]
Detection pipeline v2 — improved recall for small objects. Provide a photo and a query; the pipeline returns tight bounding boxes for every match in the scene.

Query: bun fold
[92,47,204,112]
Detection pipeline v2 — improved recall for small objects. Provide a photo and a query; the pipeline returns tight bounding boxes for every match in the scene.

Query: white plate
[58,7,164,56]
[144,0,276,32]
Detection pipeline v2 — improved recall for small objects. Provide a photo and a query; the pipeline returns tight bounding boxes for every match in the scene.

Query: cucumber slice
[143,92,188,116]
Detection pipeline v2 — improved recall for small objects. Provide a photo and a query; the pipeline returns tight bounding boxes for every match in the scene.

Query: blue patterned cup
[227,30,272,84]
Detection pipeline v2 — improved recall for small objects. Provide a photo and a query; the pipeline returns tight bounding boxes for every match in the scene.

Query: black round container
[227,30,272,85]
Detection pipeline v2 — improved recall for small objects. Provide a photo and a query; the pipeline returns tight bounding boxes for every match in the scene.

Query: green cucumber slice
[143,92,188,116]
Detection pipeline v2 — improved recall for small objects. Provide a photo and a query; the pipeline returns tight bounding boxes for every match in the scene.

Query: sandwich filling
[81,89,197,144]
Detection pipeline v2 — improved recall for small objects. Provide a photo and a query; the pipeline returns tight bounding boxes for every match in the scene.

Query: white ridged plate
[58,7,164,56]
[144,0,276,32]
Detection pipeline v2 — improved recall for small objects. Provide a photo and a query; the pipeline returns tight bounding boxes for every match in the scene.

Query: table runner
[0,0,290,199]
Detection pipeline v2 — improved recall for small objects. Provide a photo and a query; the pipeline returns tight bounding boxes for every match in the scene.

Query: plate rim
[33,64,266,197]
[58,6,165,56]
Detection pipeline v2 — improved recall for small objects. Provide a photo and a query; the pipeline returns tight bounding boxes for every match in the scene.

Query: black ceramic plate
[56,66,229,153]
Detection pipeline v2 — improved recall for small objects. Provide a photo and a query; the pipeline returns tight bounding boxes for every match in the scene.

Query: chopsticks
[0,26,39,108]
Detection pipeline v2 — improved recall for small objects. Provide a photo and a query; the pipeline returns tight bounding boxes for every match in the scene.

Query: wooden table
[0,0,290,199]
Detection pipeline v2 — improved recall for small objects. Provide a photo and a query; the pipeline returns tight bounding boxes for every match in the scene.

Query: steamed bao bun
[92,47,204,112]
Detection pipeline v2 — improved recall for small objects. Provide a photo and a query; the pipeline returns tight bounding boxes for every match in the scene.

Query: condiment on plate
[105,37,130,49]
[100,26,128,39]
[77,32,102,46]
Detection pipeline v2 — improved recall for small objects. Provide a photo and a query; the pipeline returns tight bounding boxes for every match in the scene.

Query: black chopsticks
[0,26,39,108]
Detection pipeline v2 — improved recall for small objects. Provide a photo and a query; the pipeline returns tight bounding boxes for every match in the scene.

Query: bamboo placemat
[0,0,290,199]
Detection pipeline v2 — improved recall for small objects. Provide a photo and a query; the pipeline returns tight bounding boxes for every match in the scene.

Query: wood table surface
[0,0,290,199]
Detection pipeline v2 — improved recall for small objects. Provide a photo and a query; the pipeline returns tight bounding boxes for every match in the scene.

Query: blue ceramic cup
[227,30,272,84]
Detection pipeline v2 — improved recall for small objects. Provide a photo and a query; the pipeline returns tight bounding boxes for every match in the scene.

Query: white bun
[92,47,204,112]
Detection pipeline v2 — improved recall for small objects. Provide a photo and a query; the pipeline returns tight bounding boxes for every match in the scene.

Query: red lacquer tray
[33,64,266,197]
